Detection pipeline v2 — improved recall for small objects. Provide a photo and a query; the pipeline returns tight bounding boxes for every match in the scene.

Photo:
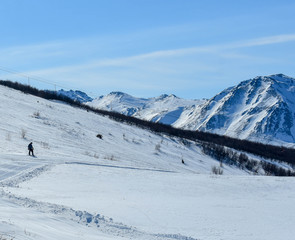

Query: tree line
[201,142,294,176]
[1,80,295,169]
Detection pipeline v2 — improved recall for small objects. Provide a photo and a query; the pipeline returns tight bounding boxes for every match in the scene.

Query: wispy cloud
[1,33,294,68]
[0,41,67,60]
[100,33,295,63]
[1,33,295,97]
[229,34,295,48]
[21,33,295,74]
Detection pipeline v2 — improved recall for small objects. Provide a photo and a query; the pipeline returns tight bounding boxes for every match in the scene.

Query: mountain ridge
[57,89,93,103]
[58,74,295,145]
[86,91,204,125]
[0,78,294,170]
[176,73,295,145]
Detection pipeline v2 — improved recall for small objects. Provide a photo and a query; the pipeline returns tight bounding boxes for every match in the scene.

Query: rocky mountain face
[174,74,295,145]
[57,89,93,103]
[61,74,295,145]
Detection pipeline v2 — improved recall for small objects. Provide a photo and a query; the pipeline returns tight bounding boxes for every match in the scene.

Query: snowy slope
[175,74,295,145]
[0,85,236,239]
[0,85,294,240]
[86,74,295,145]
[87,92,204,125]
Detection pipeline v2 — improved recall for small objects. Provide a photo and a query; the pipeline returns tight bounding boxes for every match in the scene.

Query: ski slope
[0,85,294,240]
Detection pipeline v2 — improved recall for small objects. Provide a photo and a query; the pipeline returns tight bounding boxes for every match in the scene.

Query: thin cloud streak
[2,32,293,94]
[1,33,294,68]
[23,33,295,77]
[230,34,295,48]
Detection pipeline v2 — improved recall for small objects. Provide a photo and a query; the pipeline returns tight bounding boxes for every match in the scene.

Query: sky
[0,0,295,99]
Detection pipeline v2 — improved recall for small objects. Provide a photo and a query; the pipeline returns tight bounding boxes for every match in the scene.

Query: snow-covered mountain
[87,92,204,125]
[175,74,295,145]
[0,84,244,240]
[87,74,295,145]
[0,83,294,240]
[58,89,93,103]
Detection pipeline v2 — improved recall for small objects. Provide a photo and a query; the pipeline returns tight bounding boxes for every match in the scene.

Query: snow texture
[0,85,294,240]
[87,74,295,146]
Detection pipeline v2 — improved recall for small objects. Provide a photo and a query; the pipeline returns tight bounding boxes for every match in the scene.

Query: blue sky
[0,0,295,99]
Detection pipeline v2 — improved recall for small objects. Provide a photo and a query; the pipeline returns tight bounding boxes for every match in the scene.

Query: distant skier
[28,142,34,156]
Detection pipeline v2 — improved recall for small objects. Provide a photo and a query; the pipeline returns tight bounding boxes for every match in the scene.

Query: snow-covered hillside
[86,74,295,146]
[87,92,204,125]
[0,84,294,240]
[175,74,295,145]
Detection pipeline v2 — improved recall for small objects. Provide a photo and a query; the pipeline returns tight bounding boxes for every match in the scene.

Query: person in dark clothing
[28,142,34,156]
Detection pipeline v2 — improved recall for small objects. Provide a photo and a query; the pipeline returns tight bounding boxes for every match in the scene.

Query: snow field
[7,163,295,240]
[0,85,294,239]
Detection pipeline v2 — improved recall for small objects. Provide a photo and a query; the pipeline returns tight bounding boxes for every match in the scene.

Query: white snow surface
[87,74,295,146]
[87,92,204,125]
[176,74,295,146]
[0,85,294,240]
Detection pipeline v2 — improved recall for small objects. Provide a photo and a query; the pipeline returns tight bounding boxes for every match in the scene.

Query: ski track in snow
[65,161,177,173]
[0,158,197,240]
[1,84,294,240]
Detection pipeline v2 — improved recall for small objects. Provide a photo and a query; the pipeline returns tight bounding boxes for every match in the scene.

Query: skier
[28,142,34,156]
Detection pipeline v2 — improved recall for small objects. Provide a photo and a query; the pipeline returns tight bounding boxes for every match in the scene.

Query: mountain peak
[268,73,295,83]
[269,73,287,78]
[109,91,127,96]
[156,94,179,100]
[57,89,93,103]
[184,73,295,144]
[251,74,294,83]
[61,74,295,145]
